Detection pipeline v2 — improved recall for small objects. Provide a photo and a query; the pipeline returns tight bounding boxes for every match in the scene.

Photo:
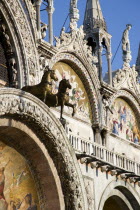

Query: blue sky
[41,0,140,73]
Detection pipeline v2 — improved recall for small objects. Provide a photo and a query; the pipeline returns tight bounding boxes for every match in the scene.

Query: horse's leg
[60,102,65,119]
[65,102,76,116]
[43,91,46,103]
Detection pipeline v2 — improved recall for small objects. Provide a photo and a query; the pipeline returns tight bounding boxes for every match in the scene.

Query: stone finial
[122,24,132,68]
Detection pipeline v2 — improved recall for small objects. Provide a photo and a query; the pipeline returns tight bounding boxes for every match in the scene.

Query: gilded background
[0,142,39,210]
[110,98,140,144]
[53,62,92,123]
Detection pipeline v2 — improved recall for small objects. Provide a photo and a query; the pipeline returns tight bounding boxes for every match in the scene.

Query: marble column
[47,1,54,45]
[98,46,103,82]
[35,0,42,38]
[95,128,101,144]
[107,52,112,86]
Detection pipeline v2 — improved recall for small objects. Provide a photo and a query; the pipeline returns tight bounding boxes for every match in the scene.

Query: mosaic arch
[110,98,140,144]
[52,61,92,123]
[0,141,39,210]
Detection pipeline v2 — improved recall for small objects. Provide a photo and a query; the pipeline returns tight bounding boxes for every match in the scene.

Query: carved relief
[5,0,39,84]
[0,17,18,87]
[0,89,85,209]
[54,25,98,67]
[113,66,140,94]
[84,178,94,210]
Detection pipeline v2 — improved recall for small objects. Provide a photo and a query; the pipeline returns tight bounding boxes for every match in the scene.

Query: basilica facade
[0,0,140,209]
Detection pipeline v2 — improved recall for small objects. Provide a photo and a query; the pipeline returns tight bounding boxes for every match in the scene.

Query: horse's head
[50,70,58,81]
[60,79,71,89]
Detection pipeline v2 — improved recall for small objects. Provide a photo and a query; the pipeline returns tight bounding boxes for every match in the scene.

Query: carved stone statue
[69,0,79,30]
[70,0,78,8]
[122,24,132,67]
[9,57,18,87]
[122,24,132,53]
[0,22,13,53]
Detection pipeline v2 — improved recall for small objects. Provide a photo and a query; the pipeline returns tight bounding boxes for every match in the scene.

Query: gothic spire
[83,0,112,86]
[83,0,107,32]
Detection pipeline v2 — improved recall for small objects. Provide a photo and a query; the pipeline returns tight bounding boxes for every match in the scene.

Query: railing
[67,132,140,176]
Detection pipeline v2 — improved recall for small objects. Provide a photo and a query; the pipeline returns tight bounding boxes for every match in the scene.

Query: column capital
[46,6,55,14]
[35,0,42,6]
[107,52,112,59]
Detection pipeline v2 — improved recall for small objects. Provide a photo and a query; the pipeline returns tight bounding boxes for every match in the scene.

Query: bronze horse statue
[22,69,58,102]
[46,79,76,119]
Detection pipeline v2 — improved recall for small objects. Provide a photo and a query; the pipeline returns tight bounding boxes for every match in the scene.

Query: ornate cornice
[38,39,57,58]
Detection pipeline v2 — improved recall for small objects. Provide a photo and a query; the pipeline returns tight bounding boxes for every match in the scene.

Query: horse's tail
[22,86,30,92]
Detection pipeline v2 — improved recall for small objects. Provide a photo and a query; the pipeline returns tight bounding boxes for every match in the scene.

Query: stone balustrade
[67,131,140,176]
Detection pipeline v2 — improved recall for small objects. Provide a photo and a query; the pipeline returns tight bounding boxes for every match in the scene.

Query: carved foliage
[113,65,140,94]
[54,26,97,67]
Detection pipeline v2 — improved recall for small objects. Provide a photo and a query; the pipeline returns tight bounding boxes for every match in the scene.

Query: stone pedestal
[59,118,66,128]
[122,51,132,68]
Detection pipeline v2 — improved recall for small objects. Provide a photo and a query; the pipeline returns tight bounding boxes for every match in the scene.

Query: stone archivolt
[0,88,87,210]
[54,26,98,76]
[108,89,140,127]
[1,0,40,85]
[50,52,100,125]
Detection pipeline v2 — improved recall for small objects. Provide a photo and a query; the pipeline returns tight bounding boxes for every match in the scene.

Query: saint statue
[70,0,78,8]
[122,24,132,67]
[69,0,79,27]
[122,24,132,53]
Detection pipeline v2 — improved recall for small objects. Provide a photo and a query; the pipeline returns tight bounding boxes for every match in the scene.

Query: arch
[0,88,87,210]
[50,52,100,125]
[103,194,131,210]
[0,119,64,209]
[0,41,9,86]
[0,0,40,87]
[98,180,140,210]
[108,89,140,127]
